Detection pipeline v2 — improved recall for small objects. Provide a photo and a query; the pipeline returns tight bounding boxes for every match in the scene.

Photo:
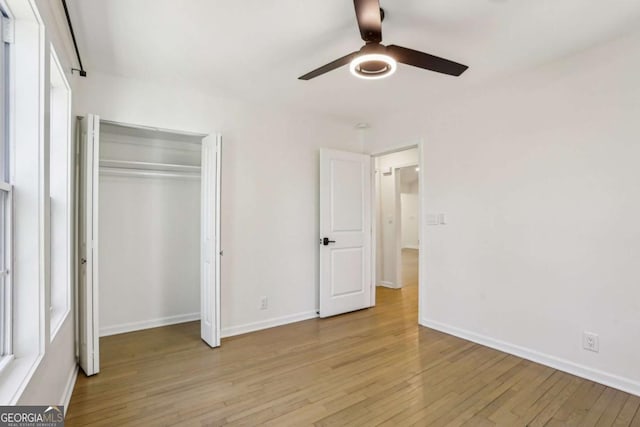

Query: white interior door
[319,149,372,317]
[78,114,100,375]
[200,134,222,347]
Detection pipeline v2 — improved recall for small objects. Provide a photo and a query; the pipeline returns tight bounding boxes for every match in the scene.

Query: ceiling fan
[298,0,469,81]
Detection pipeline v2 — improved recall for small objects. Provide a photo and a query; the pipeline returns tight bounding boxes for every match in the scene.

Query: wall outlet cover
[583,331,599,353]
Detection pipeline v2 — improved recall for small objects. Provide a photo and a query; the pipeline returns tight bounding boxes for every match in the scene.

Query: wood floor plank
[614,396,640,426]
[595,391,631,427]
[64,250,639,426]
[525,376,583,427]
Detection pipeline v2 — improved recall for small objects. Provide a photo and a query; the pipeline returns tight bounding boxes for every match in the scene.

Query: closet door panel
[200,134,221,348]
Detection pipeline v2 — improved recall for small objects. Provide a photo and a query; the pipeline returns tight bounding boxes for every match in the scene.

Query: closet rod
[99,159,201,174]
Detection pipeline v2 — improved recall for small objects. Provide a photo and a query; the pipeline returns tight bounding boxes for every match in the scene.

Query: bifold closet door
[200,134,222,347]
[78,114,100,376]
[78,118,221,358]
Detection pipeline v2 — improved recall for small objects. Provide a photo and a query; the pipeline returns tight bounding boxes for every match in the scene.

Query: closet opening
[99,121,203,339]
[77,116,221,376]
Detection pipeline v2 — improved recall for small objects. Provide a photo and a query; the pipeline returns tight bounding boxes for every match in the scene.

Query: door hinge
[2,17,14,44]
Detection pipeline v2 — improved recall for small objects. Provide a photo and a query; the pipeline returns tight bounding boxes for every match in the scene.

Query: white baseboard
[62,365,78,414]
[402,245,419,250]
[100,312,200,337]
[221,310,318,338]
[421,318,640,398]
[378,281,399,289]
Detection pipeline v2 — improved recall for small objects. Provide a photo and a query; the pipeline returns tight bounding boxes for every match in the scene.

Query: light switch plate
[426,214,439,225]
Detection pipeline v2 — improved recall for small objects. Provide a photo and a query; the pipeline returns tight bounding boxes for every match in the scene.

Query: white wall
[400,193,419,249]
[98,132,201,336]
[367,28,640,395]
[75,71,362,336]
[375,149,418,287]
[99,174,201,335]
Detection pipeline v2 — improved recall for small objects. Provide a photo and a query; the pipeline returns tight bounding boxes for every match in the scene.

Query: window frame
[0,6,13,366]
[48,44,71,340]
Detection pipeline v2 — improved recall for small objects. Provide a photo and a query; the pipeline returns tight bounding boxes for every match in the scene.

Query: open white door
[319,149,372,317]
[200,134,222,347]
[78,114,100,375]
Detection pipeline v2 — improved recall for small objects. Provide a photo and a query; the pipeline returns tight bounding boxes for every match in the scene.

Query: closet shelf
[99,159,201,174]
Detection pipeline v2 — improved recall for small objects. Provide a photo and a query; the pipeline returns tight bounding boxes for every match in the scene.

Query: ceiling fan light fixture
[349,53,397,80]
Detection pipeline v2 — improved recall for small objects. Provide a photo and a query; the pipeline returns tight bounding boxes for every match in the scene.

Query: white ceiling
[68,0,640,124]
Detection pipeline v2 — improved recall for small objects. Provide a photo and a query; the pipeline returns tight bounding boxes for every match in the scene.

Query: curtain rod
[60,0,87,77]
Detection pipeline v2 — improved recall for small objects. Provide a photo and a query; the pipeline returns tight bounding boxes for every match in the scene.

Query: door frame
[369,140,424,322]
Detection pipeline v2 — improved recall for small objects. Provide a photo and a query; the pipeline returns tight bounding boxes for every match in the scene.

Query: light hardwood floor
[66,250,640,426]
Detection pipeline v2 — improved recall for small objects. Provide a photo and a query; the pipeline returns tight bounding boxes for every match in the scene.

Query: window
[0,12,12,362]
[0,0,50,404]
[49,46,72,338]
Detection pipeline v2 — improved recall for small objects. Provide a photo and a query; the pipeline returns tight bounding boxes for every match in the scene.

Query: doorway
[373,146,421,308]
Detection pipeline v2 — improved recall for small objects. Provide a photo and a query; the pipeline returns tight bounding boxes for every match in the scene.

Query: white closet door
[200,134,222,347]
[78,114,100,375]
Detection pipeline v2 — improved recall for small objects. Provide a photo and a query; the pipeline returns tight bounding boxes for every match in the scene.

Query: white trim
[0,354,14,373]
[99,312,200,337]
[421,318,640,398]
[61,364,77,413]
[402,245,419,250]
[416,140,425,326]
[0,354,42,404]
[221,311,318,338]
[370,158,377,307]
[214,134,222,346]
[48,43,72,342]
[377,281,399,289]
[370,143,419,158]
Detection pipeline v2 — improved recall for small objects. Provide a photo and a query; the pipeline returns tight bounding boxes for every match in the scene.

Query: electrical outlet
[260,296,268,310]
[583,332,599,353]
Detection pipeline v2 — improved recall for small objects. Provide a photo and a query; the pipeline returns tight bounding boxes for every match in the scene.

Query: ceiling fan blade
[353,0,382,43]
[298,52,359,80]
[387,45,468,76]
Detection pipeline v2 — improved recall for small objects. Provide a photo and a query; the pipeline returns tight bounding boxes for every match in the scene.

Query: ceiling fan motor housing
[350,43,397,79]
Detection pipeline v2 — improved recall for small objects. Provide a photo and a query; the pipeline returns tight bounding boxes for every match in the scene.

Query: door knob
[322,237,336,246]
